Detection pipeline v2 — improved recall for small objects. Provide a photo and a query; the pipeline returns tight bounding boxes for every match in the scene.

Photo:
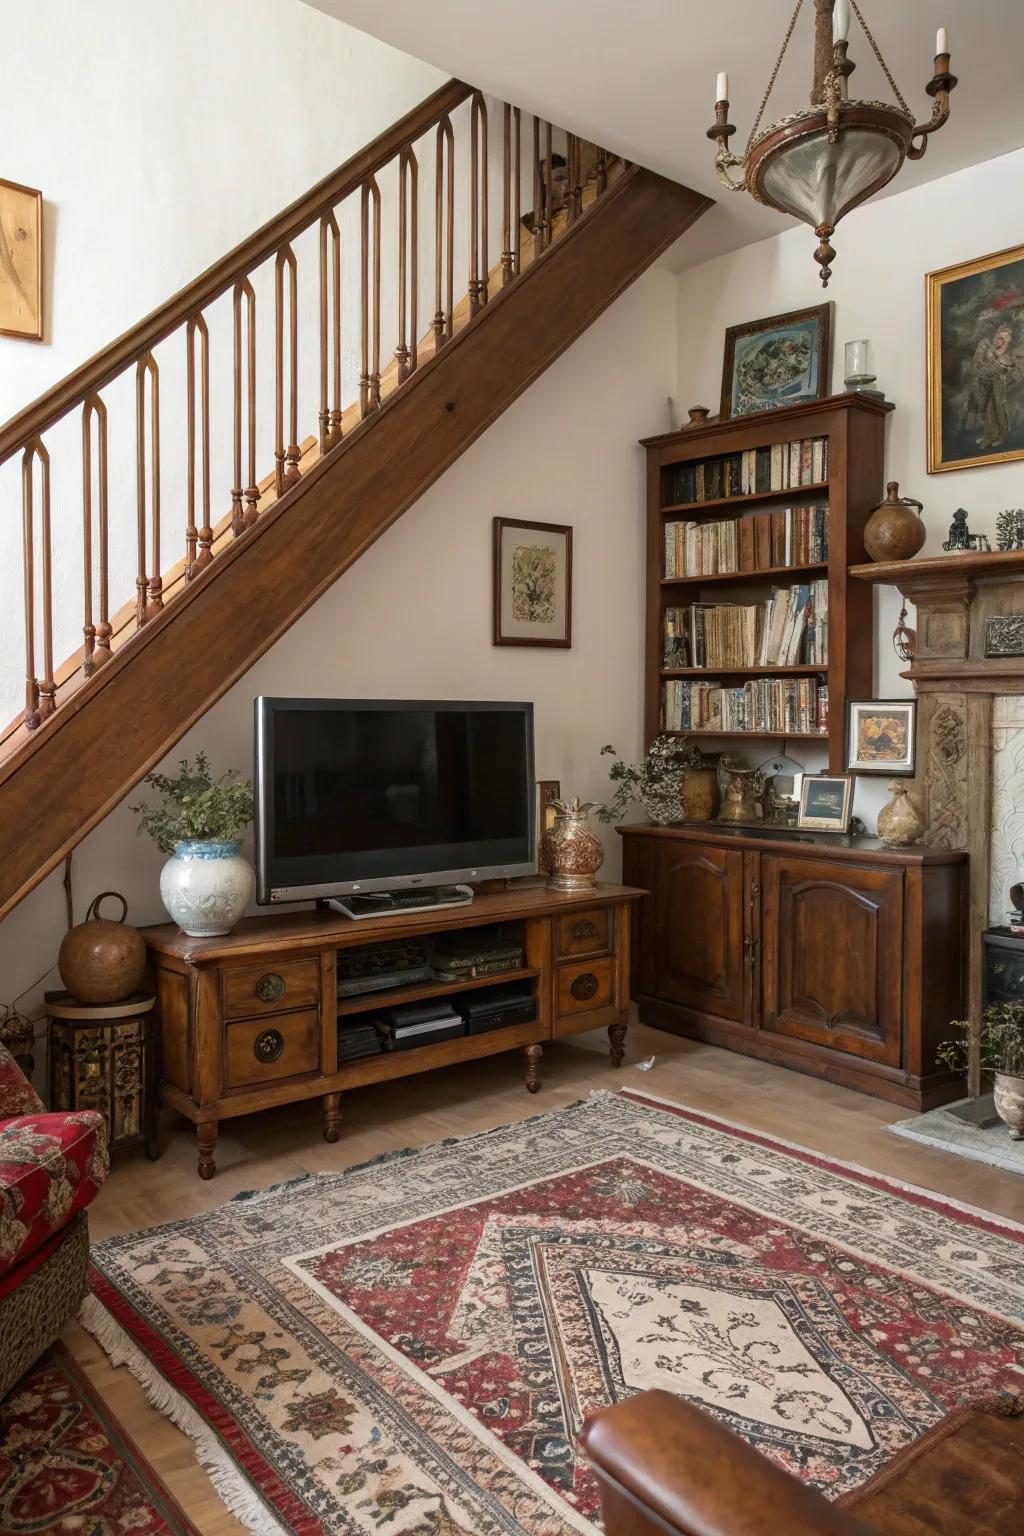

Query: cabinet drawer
[224,1008,320,1090]
[558,956,614,1017]
[222,958,319,1020]
[557,908,610,958]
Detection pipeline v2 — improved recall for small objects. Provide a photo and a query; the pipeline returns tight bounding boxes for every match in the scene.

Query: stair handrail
[0,78,473,468]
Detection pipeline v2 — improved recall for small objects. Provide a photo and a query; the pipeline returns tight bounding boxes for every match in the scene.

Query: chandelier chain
[849,0,910,113]
[746,0,805,152]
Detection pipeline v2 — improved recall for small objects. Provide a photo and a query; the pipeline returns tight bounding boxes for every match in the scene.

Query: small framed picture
[846,699,916,776]
[536,779,560,872]
[493,518,572,647]
[720,302,832,420]
[797,774,854,833]
[0,178,43,342]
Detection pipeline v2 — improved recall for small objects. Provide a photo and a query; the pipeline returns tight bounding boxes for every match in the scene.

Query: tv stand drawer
[222,957,320,1019]
[224,1008,320,1089]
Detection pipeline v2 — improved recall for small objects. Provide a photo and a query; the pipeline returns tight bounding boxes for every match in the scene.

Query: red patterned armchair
[0,1041,108,1397]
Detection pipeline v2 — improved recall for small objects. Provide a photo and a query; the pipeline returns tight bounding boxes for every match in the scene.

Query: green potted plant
[131,754,255,937]
[937,1004,1024,1140]
[596,735,708,827]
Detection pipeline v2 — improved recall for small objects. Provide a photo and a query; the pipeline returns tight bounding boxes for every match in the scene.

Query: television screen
[255,698,535,902]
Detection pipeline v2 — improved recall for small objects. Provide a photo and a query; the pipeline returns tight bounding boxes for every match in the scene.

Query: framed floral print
[927,243,1024,473]
[846,699,916,776]
[720,303,832,420]
[493,517,572,647]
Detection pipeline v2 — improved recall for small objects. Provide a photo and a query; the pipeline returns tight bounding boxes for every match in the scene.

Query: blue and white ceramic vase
[159,838,254,937]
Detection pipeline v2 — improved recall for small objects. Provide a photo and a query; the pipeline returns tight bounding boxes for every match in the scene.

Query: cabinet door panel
[761,856,903,1065]
[655,845,745,1023]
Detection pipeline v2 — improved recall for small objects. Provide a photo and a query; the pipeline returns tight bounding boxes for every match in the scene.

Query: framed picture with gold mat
[0,177,43,341]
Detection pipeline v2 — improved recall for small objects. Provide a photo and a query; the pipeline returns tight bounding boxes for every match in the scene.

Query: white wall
[0,270,677,1035]
[673,147,1024,829]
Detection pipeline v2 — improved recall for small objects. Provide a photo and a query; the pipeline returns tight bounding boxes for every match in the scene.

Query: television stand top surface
[142,878,645,962]
[325,884,475,920]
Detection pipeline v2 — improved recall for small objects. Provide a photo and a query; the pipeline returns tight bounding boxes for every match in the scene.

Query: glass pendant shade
[756,121,905,230]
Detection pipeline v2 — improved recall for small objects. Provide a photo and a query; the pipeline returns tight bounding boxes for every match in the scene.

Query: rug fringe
[78,1292,290,1536]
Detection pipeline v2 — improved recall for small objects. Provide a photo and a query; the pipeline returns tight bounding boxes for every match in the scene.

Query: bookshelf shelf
[666,729,829,742]
[660,561,827,588]
[661,665,825,678]
[661,482,829,516]
[641,394,893,770]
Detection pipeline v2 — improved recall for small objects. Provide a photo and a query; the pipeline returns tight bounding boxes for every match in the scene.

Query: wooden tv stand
[145,880,642,1177]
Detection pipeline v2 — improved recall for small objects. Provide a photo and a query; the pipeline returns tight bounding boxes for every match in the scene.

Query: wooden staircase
[0,79,709,921]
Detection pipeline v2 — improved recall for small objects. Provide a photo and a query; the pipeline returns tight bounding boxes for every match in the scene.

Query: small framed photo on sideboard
[797,774,854,833]
[846,699,916,776]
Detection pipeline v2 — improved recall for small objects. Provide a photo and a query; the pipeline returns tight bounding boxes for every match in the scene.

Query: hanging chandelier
[707,0,957,285]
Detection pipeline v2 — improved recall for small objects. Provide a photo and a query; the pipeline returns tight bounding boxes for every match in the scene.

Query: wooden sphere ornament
[58,891,147,1005]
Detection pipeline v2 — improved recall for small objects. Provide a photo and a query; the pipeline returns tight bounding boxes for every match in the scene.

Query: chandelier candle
[706,0,957,285]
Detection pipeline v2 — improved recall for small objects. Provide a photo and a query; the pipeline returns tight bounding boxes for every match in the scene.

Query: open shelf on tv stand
[144,879,644,1178]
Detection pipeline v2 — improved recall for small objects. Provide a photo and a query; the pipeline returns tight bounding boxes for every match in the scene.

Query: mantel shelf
[849,550,1024,591]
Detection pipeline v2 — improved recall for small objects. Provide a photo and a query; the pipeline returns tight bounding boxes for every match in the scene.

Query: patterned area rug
[83,1090,1024,1536]
[0,1343,199,1535]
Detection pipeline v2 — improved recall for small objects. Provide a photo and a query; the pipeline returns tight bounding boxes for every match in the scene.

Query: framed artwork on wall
[846,699,917,776]
[927,242,1024,473]
[797,774,854,833]
[720,303,832,420]
[493,517,572,647]
[0,178,43,341]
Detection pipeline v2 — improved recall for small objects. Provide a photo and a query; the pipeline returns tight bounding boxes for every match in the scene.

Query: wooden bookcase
[640,394,893,772]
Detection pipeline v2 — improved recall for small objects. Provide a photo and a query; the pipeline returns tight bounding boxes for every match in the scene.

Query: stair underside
[0,164,709,922]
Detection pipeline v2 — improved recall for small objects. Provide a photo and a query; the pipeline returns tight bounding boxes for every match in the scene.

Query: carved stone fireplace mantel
[851,550,1024,1095]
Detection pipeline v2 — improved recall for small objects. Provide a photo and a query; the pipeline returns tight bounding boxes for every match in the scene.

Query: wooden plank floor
[66,1019,1024,1536]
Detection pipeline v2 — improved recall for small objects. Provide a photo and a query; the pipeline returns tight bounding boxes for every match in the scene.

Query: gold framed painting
[492,517,572,648]
[926,242,1024,473]
[0,178,43,342]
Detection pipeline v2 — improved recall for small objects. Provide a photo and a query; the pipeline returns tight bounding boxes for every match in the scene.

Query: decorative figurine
[943,508,991,553]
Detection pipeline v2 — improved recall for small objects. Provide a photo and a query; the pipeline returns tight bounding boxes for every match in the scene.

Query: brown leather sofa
[580,1389,1024,1536]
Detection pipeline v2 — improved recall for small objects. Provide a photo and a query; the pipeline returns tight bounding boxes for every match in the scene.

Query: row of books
[669,437,829,506]
[663,504,829,578]
[662,677,829,736]
[663,581,828,670]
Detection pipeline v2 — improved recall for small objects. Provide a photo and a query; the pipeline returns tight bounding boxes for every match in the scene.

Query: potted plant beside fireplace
[938,1004,1024,1139]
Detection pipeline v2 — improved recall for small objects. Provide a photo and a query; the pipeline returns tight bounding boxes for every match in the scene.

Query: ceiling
[302,0,1024,270]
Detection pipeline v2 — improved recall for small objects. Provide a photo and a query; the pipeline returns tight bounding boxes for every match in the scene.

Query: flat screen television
[254,697,536,904]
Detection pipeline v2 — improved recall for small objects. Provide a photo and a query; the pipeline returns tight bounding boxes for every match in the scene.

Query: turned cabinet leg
[322,1092,343,1143]
[523,1042,543,1094]
[196,1121,218,1180]
[608,1021,628,1069]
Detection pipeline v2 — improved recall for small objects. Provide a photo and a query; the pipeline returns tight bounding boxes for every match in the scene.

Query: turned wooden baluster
[501,104,521,285]
[432,115,455,349]
[21,438,55,727]
[135,352,162,624]
[274,245,301,493]
[595,145,608,193]
[543,121,554,248]
[319,211,342,453]
[469,92,489,316]
[82,395,111,675]
[395,146,418,383]
[232,277,259,533]
[359,177,382,417]
[186,314,212,578]
[532,116,543,260]
[566,134,583,221]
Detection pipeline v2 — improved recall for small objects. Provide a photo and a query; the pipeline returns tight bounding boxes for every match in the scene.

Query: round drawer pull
[255,972,286,1003]
[254,1028,285,1064]
[571,972,599,1001]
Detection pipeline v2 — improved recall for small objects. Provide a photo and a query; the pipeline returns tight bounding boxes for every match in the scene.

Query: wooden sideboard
[619,824,966,1109]
[145,881,642,1177]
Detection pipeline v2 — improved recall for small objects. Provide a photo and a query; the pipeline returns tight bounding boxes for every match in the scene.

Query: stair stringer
[0,164,710,921]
